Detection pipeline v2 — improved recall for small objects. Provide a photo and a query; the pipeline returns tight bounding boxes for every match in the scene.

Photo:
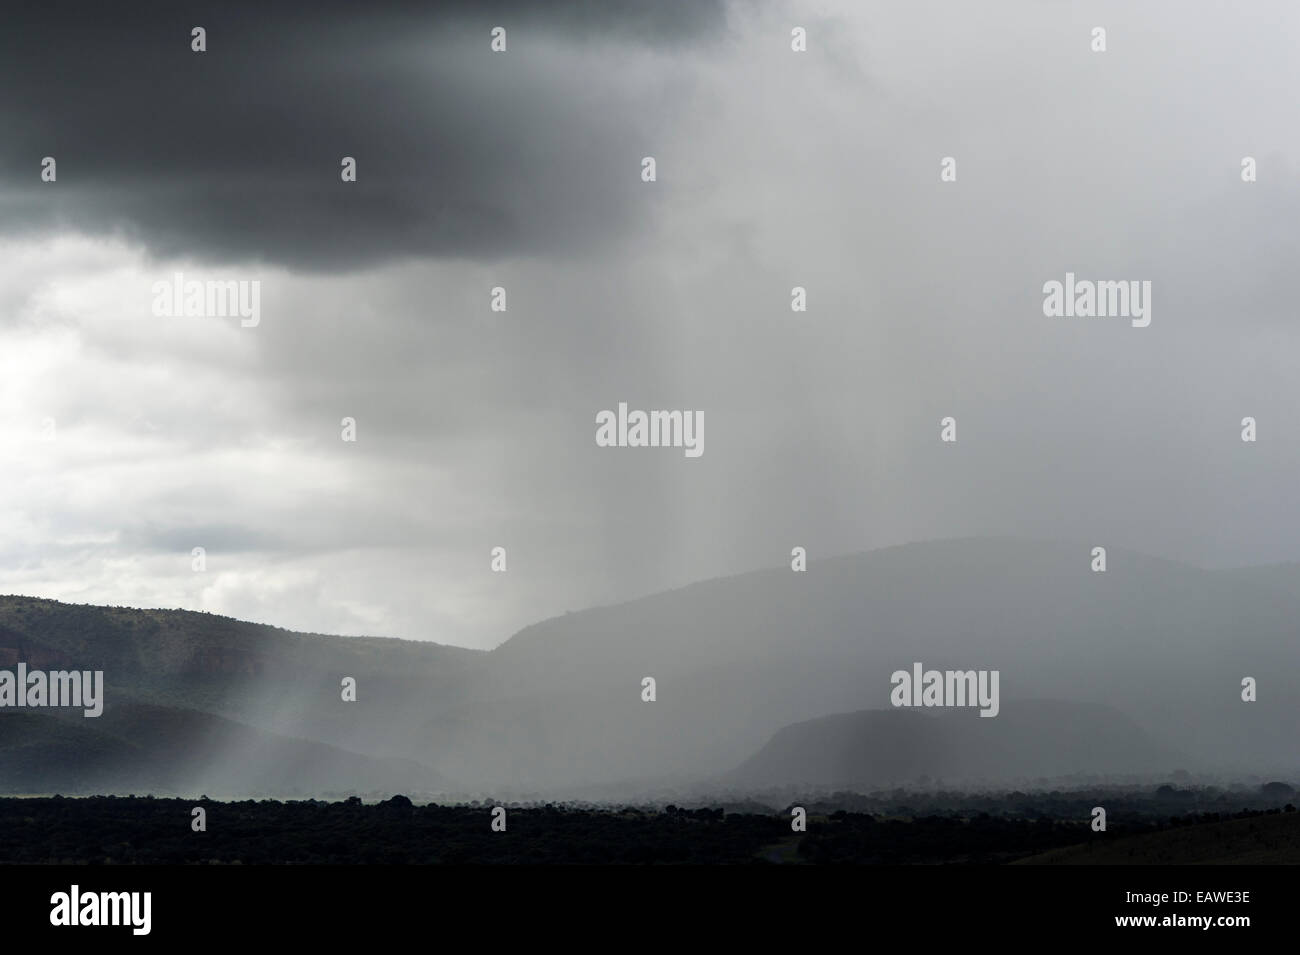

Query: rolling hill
[725,701,1189,790]
[0,537,1297,794]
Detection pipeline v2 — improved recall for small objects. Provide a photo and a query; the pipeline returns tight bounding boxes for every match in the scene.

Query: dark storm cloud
[0,0,726,271]
[9,0,1300,652]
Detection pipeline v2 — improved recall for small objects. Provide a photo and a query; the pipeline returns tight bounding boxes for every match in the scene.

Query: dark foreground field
[1,790,1297,864]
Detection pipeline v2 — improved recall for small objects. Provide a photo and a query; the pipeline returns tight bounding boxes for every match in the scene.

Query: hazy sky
[2,0,1299,649]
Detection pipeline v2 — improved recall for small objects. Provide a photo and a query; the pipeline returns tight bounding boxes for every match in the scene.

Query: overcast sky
[1,0,1299,649]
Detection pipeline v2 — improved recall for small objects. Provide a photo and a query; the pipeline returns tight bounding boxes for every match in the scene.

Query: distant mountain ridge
[1,537,1297,795]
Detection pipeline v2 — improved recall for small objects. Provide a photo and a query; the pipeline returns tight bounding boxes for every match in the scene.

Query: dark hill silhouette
[725,700,1188,789]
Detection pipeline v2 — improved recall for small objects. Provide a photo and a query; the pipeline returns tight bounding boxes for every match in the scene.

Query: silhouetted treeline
[0,794,1294,864]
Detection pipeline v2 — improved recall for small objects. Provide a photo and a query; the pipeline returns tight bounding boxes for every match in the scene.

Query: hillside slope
[0,702,450,796]
[1015,810,1300,864]
[725,700,1189,789]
